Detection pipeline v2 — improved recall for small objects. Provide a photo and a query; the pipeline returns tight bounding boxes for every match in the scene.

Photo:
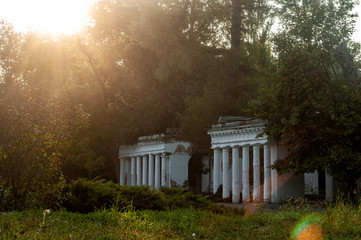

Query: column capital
[162,152,171,157]
[253,143,261,148]
[231,145,240,148]
[211,147,222,150]
[241,144,250,148]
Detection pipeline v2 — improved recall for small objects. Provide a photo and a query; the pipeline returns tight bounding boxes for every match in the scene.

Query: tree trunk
[334,43,359,85]
[231,0,242,62]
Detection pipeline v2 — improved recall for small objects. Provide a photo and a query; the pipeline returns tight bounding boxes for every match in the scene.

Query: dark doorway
[188,153,203,193]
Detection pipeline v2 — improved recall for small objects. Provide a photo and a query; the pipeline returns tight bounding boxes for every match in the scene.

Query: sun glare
[0,0,94,36]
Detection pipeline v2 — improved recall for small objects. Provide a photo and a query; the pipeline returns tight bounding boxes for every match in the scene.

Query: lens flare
[0,0,94,35]
[291,217,323,240]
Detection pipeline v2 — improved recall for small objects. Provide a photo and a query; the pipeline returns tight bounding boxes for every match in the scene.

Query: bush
[64,179,211,213]
[26,177,68,210]
[0,177,67,211]
[116,186,166,211]
[160,187,211,209]
[64,178,119,213]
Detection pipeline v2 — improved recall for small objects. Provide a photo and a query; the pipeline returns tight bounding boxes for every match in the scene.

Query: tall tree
[0,22,88,209]
[253,0,360,197]
[65,0,242,179]
[181,0,273,150]
[0,20,22,95]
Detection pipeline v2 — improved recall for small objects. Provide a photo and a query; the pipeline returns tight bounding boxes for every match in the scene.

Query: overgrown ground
[1,199,361,240]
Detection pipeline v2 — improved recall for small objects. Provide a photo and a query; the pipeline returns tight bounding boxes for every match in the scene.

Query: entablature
[208,117,268,149]
[119,141,190,158]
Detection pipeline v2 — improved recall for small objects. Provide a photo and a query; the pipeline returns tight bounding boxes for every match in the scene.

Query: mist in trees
[0,0,360,209]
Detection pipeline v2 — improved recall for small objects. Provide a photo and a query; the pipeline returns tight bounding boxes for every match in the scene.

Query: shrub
[160,187,211,209]
[116,186,166,211]
[64,179,211,213]
[26,177,68,210]
[63,178,119,213]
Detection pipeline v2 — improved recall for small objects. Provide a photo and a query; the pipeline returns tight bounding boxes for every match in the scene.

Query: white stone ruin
[208,116,304,203]
[118,129,191,188]
[118,117,335,203]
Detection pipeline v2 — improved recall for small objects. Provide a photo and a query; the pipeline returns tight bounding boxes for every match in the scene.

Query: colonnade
[305,170,334,202]
[212,144,278,203]
[119,153,170,188]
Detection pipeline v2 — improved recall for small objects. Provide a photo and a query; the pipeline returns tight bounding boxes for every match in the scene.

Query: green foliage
[64,178,120,213]
[2,198,361,239]
[116,186,166,211]
[64,178,211,213]
[0,91,87,210]
[159,187,211,210]
[254,46,361,194]
[25,176,68,210]
[205,203,245,216]
[0,0,360,212]
[323,195,361,238]
[273,0,357,60]
[253,0,361,197]
[0,21,89,211]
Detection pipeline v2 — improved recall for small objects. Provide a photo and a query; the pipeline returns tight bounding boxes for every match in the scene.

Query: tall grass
[1,197,361,239]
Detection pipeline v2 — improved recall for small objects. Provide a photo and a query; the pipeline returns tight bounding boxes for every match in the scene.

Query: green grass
[1,200,361,239]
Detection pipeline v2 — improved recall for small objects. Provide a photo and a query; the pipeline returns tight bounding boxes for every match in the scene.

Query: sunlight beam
[0,0,94,36]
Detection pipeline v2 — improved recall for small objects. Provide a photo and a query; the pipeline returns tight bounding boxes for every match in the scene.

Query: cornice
[208,126,265,137]
[208,125,268,148]
[119,141,190,158]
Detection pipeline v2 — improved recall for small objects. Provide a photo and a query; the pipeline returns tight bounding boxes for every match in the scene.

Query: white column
[142,155,148,186]
[232,146,241,203]
[126,158,131,186]
[222,147,230,199]
[242,145,250,202]
[253,144,261,202]
[119,157,125,186]
[213,148,221,193]
[148,154,154,187]
[326,169,333,202]
[136,156,142,186]
[263,144,271,201]
[313,171,319,194]
[161,154,167,187]
[270,145,278,203]
[168,154,172,187]
[131,157,136,186]
[209,158,213,192]
[155,154,161,189]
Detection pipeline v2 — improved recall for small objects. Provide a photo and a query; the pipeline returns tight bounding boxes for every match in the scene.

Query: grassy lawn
[1,201,360,239]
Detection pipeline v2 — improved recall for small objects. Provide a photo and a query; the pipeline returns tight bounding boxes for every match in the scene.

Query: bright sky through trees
[0,0,360,40]
[0,0,94,35]
[352,3,361,42]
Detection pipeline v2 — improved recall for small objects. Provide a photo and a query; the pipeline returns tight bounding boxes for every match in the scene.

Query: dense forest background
[1,0,361,209]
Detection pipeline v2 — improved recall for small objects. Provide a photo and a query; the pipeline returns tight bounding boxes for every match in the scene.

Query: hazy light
[353,13,361,42]
[0,0,94,36]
